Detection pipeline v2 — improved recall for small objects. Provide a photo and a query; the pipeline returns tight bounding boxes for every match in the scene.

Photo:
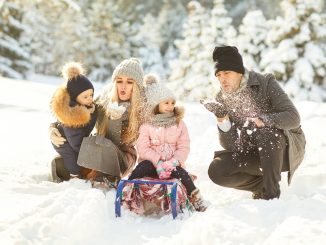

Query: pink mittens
[156,158,179,179]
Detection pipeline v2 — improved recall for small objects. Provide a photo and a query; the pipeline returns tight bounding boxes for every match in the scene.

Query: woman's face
[116,76,134,101]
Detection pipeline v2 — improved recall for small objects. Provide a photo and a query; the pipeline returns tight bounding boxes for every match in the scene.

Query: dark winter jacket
[50,85,97,153]
[216,71,306,184]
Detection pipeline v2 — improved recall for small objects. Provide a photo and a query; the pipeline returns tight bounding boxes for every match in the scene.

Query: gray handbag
[77,135,122,177]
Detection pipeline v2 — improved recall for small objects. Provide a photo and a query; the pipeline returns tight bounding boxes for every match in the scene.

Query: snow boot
[90,174,119,190]
[189,189,208,212]
[253,188,280,200]
[51,156,70,182]
[252,192,262,200]
[261,189,280,200]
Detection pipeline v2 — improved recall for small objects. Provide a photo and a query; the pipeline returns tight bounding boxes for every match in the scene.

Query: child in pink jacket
[128,74,207,212]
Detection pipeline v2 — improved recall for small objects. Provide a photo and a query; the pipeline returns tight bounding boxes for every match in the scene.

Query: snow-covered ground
[0,76,325,245]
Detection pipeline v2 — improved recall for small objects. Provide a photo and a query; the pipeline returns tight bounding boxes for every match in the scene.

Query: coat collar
[247,70,260,86]
[50,85,92,128]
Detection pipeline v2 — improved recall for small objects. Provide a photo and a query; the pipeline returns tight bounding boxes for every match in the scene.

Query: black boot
[252,192,262,200]
[252,189,280,200]
[261,189,280,200]
[51,156,70,182]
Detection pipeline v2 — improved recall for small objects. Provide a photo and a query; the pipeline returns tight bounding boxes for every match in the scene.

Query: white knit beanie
[111,58,144,89]
[144,73,176,111]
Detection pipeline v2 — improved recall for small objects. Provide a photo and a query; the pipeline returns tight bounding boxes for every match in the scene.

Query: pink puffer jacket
[136,120,190,168]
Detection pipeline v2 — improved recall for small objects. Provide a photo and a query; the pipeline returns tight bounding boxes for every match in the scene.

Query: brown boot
[189,189,207,212]
[80,167,93,179]
[84,169,100,180]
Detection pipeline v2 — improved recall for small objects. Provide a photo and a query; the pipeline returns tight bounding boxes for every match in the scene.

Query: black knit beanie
[66,75,94,102]
[213,46,245,75]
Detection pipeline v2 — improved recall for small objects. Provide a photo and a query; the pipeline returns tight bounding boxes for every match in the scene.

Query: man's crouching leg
[254,127,288,200]
[208,151,263,193]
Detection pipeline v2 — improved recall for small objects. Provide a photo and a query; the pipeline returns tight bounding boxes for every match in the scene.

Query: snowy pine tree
[168,1,217,101]
[114,0,147,59]
[0,0,31,79]
[82,0,131,82]
[135,14,165,77]
[210,0,237,47]
[157,0,187,78]
[22,0,87,76]
[22,0,131,82]
[204,0,237,88]
[21,3,54,75]
[260,0,326,101]
[48,2,87,76]
[236,10,269,70]
[168,0,238,101]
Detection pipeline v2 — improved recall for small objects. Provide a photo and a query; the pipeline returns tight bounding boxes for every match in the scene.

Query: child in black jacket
[50,62,97,178]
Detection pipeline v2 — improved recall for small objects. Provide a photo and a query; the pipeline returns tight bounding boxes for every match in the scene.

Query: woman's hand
[49,126,66,147]
[107,102,126,120]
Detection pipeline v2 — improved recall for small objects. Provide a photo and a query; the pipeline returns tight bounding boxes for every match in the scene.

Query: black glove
[200,100,227,118]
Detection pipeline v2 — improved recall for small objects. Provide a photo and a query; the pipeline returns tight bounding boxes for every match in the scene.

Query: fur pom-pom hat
[144,73,176,111]
[62,62,94,103]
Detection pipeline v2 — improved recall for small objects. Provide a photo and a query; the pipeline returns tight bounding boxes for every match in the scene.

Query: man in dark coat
[204,46,306,200]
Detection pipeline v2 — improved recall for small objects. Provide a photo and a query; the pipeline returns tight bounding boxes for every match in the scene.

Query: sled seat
[115,179,180,219]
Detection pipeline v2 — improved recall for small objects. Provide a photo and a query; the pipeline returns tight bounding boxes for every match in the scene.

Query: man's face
[216,70,243,93]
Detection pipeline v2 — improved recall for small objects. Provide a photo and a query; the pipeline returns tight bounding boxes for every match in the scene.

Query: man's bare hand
[249,117,265,128]
[217,114,230,123]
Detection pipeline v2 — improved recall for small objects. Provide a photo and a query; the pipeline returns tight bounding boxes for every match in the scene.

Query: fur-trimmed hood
[174,106,185,124]
[50,85,92,128]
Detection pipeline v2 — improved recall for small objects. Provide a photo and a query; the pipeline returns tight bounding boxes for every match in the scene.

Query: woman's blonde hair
[97,79,144,145]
